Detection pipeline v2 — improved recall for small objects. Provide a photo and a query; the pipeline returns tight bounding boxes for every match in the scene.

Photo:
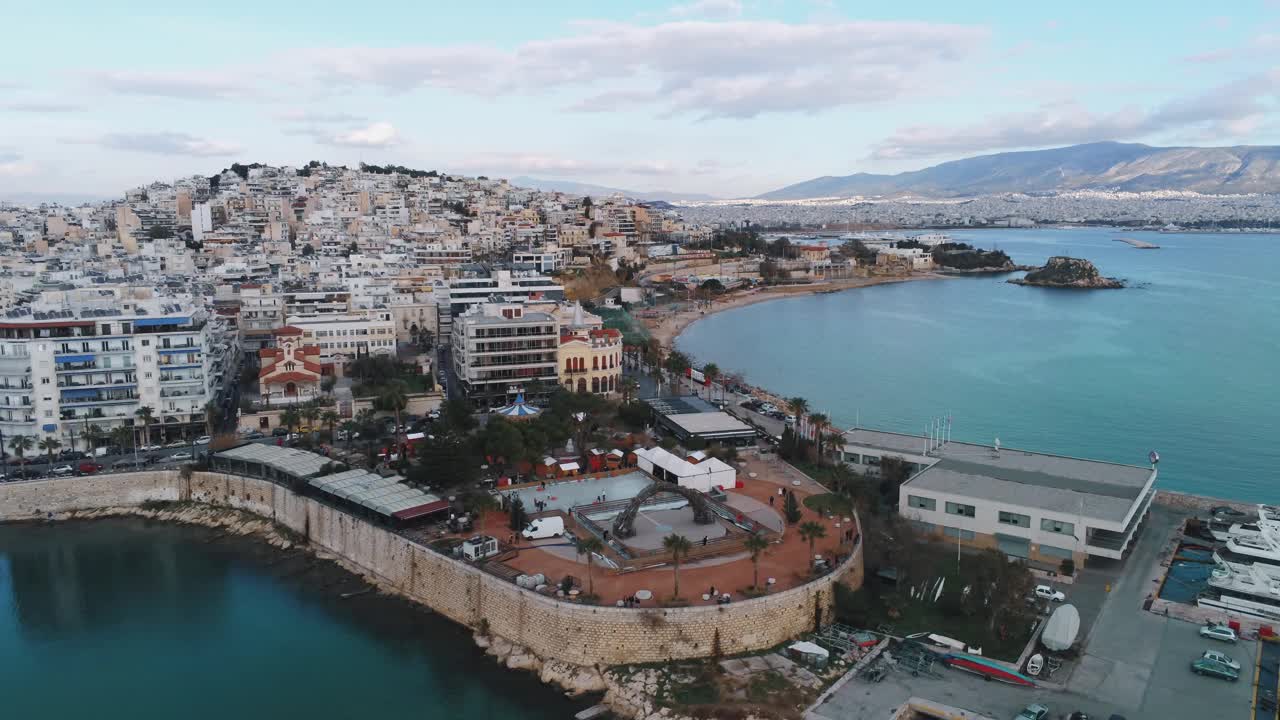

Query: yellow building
[558,327,623,395]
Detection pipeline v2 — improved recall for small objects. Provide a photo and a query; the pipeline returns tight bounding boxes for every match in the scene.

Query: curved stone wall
[0,471,862,666]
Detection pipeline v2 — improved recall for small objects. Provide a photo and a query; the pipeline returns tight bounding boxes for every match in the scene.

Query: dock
[1114,237,1160,249]
[575,704,610,720]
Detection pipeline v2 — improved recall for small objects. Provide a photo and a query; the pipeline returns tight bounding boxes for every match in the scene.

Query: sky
[2,0,1278,199]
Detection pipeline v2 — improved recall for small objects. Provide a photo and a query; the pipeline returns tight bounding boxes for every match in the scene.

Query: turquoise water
[677,228,1280,502]
[0,520,583,719]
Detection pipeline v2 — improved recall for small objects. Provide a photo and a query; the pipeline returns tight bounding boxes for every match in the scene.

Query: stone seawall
[0,471,860,668]
[1153,490,1253,515]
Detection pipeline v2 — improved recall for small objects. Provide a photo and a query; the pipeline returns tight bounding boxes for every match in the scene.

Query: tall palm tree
[280,408,301,436]
[662,533,692,599]
[378,381,409,431]
[576,536,604,596]
[743,533,769,590]
[799,521,828,558]
[301,404,321,443]
[110,425,133,452]
[134,405,156,447]
[702,363,720,402]
[618,376,640,404]
[808,412,829,462]
[787,396,809,420]
[8,435,34,478]
[322,409,341,442]
[83,423,104,453]
[38,436,62,466]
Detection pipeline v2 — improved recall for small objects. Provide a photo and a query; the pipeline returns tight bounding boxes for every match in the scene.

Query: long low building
[840,428,1157,567]
[643,395,757,445]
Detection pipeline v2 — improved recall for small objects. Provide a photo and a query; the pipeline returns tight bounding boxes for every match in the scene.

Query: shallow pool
[1159,543,1217,603]
[502,471,654,513]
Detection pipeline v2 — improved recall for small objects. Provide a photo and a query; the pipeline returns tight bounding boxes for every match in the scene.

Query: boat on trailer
[942,652,1037,687]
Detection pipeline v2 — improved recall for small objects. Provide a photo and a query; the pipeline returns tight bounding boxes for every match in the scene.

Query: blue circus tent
[494,393,541,419]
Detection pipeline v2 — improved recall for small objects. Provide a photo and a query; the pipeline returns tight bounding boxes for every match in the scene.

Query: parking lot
[814,504,1259,720]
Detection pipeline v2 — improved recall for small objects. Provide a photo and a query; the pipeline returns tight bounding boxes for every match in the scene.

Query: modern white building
[435,268,564,338]
[286,310,396,367]
[634,445,735,493]
[840,428,1157,567]
[451,303,559,409]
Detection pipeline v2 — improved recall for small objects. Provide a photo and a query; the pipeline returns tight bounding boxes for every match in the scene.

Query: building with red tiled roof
[258,327,323,405]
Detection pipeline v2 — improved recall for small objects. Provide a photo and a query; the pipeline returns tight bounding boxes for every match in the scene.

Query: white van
[522,516,565,540]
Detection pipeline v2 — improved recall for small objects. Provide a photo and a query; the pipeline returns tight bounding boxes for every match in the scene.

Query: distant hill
[510,176,719,203]
[759,142,1280,199]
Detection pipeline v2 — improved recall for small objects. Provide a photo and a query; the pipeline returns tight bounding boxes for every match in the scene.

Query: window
[998,511,1031,528]
[1041,518,1075,536]
[908,495,936,511]
[945,501,976,518]
[40,377,50,385]
[909,520,936,535]
[142,339,150,346]
[943,526,975,540]
[44,410,53,418]
[144,372,152,379]
[1038,544,1074,559]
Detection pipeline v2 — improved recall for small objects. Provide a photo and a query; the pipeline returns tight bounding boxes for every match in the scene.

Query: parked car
[1191,654,1240,681]
[244,430,265,440]
[1014,704,1049,720]
[271,427,289,437]
[50,465,75,476]
[1034,585,1066,602]
[113,458,144,469]
[522,516,565,540]
[164,440,186,449]
[1200,623,1238,643]
[1201,649,1240,671]
[140,444,162,452]
[194,435,211,445]
[78,461,104,474]
[169,452,193,461]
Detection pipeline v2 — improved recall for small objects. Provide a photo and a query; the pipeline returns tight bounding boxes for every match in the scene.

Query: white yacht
[1199,560,1280,621]
[1214,533,1280,569]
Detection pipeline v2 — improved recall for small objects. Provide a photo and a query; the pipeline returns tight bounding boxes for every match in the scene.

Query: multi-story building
[287,309,396,369]
[0,297,218,450]
[435,268,564,338]
[257,327,323,406]
[554,303,621,396]
[238,284,285,352]
[451,303,558,409]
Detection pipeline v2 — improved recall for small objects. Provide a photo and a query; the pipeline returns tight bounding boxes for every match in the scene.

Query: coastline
[647,272,945,347]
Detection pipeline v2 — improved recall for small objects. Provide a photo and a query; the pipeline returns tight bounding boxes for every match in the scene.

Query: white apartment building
[451,303,559,409]
[238,284,285,352]
[435,268,564,338]
[0,297,219,450]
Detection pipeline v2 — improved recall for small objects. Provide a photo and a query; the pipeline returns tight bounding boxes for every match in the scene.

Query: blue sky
[2,0,1278,198]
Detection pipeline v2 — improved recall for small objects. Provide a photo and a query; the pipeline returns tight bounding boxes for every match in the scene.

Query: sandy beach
[643,272,944,347]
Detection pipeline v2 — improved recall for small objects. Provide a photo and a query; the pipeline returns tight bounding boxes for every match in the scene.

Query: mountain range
[510,176,720,202]
[758,142,1280,200]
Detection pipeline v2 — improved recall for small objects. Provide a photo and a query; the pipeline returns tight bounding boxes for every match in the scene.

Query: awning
[55,354,95,363]
[392,499,450,521]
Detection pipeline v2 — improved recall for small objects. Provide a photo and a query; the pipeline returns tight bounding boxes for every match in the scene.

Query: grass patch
[670,677,720,706]
[353,373,434,398]
[745,671,789,703]
[803,493,854,517]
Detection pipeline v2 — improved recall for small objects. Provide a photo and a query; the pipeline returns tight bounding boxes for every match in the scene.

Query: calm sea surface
[0,520,583,719]
[677,228,1280,502]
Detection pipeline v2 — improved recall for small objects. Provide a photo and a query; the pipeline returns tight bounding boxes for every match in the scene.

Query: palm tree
[203,401,222,437]
[339,420,357,449]
[743,533,769,590]
[110,425,133,452]
[302,404,321,443]
[799,521,828,558]
[8,434,34,478]
[134,406,156,447]
[378,381,409,432]
[662,533,692,599]
[787,396,809,420]
[38,436,62,466]
[322,409,341,442]
[702,363,720,402]
[808,412,829,462]
[280,408,301,436]
[576,536,604,596]
[618,376,640,404]
[83,423,104,453]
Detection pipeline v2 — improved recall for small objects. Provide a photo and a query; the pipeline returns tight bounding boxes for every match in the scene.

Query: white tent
[1041,604,1080,652]
[634,446,735,492]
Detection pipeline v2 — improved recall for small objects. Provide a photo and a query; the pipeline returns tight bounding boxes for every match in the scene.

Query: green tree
[783,491,802,525]
[743,533,769,590]
[301,404,322,443]
[7,435,34,478]
[702,363,720,401]
[577,536,604,596]
[376,381,409,431]
[799,521,827,557]
[664,350,692,378]
[339,420,357,449]
[322,409,341,442]
[134,406,156,446]
[482,417,525,472]
[203,401,223,438]
[110,425,133,451]
[508,496,528,533]
[662,533,692,599]
[83,423,105,452]
[618,376,640,404]
[38,436,62,466]
[808,412,830,463]
[280,408,301,436]
[787,396,809,419]
[443,399,476,432]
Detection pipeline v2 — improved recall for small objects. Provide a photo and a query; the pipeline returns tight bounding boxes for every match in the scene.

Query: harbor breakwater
[0,471,859,677]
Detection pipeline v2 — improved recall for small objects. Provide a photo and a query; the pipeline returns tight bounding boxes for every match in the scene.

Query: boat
[1198,560,1280,621]
[942,652,1036,686]
[1214,533,1280,569]
[1026,654,1044,676]
[1041,604,1081,652]
[905,632,981,655]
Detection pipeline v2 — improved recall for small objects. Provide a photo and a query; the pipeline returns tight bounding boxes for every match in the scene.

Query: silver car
[1199,623,1238,643]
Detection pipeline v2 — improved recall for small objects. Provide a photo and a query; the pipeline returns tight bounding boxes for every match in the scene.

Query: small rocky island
[1009,256,1125,289]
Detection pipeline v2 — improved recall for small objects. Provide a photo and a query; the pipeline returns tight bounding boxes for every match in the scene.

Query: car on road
[78,461,104,474]
[113,458,145,469]
[243,430,265,440]
[1191,654,1239,681]
[50,465,75,476]
[140,444,162,452]
[194,435,211,445]
[1200,649,1240,671]
[1034,585,1066,602]
[164,440,186,448]
[169,452,193,461]
[1200,623,1238,643]
[1014,704,1049,720]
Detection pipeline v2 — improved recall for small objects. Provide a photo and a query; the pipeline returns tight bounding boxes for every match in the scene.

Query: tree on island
[663,533,692,599]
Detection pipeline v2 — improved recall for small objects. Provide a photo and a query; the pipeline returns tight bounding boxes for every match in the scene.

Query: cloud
[319,121,401,147]
[289,19,987,118]
[669,0,743,20]
[69,132,243,157]
[274,109,367,124]
[88,70,260,100]
[4,101,86,113]
[0,149,36,177]
[872,69,1280,159]
[458,152,716,179]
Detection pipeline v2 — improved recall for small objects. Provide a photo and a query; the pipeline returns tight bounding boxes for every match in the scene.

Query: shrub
[783,491,802,524]
[1060,558,1076,577]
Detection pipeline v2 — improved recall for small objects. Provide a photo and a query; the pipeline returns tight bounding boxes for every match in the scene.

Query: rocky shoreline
[1008,256,1124,289]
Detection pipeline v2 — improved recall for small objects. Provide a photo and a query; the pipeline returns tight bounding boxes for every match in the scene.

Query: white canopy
[788,641,829,658]
[1042,604,1080,651]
